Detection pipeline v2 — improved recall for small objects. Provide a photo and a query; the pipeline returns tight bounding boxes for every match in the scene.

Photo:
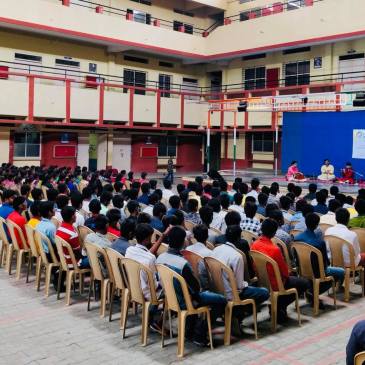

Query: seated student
[230,193,245,221]
[137,183,151,206]
[241,201,261,234]
[8,196,27,249]
[150,203,166,232]
[100,191,113,215]
[339,162,355,184]
[20,184,32,209]
[257,193,268,216]
[126,200,140,220]
[346,320,365,365]
[202,184,212,199]
[149,180,157,195]
[349,199,365,228]
[208,198,224,232]
[268,210,292,248]
[186,224,212,258]
[295,213,345,286]
[326,208,365,267]
[313,191,329,215]
[143,193,159,217]
[199,205,218,244]
[304,183,317,202]
[246,178,260,200]
[36,201,57,252]
[320,199,341,226]
[157,226,227,346]
[111,217,136,256]
[267,184,280,206]
[228,182,240,200]
[344,196,358,219]
[219,194,231,232]
[28,201,41,229]
[289,199,307,224]
[294,204,316,232]
[162,179,174,201]
[54,194,69,223]
[106,208,121,236]
[167,195,181,217]
[139,172,148,185]
[318,159,336,181]
[70,191,85,228]
[293,185,303,202]
[31,187,44,203]
[85,215,112,248]
[252,219,311,322]
[84,199,102,230]
[56,206,89,268]
[112,194,126,222]
[185,199,202,225]
[279,195,293,223]
[81,186,93,215]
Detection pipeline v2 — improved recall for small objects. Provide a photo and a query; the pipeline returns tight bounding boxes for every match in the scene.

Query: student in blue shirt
[313,191,329,215]
[167,195,181,216]
[0,189,17,241]
[36,201,57,254]
[137,182,151,205]
[150,203,166,232]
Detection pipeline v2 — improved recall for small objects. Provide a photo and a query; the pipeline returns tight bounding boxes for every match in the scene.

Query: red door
[266,68,280,88]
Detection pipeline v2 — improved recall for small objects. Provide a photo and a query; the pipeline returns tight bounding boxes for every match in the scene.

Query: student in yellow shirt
[28,201,41,229]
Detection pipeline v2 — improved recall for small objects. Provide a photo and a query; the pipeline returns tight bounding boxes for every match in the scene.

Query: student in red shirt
[251,219,311,322]
[106,208,121,237]
[8,196,27,249]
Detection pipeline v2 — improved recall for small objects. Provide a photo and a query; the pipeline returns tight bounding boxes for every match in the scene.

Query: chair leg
[109,283,114,322]
[271,295,277,333]
[295,292,301,326]
[87,277,94,311]
[100,280,109,318]
[15,250,23,280]
[121,291,129,338]
[177,312,187,358]
[206,310,214,351]
[344,269,350,302]
[57,268,63,300]
[7,245,14,275]
[141,302,150,347]
[26,255,32,283]
[66,271,73,306]
[120,289,129,331]
[332,280,337,309]
[35,257,41,291]
[0,242,4,268]
[224,304,233,346]
[168,309,173,339]
[44,265,52,297]
[361,270,365,297]
[80,273,84,294]
[313,280,319,316]
[252,302,258,339]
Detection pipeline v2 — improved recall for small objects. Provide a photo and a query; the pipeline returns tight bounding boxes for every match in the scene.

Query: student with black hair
[208,198,224,232]
[100,191,113,215]
[150,203,166,232]
[313,191,329,215]
[137,182,151,205]
[257,193,268,216]
[112,194,126,221]
[85,214,111,248]
[84,199,101,230]
[36,201,57,250]
[268,183,280,206]
[111,217,136,256]
[70,191,85,228]
[126,200,140,219]
[199,205,218,243]
[186,198,202,225]
[8,196,27,248]
[106,208,122,236]
[28,201,41,229]
[167,195,181,216]
[304,183,317,201]
[246,178,260,200]
[55,194,70,222]
[162,178,174,201]
[241,201,261,234]
[230,193,245,221]
[143,193,159,216]
[320,199,342,225]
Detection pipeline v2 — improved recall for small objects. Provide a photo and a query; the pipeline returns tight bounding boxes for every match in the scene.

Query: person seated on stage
[286,161,306,182]
[339,162,355,184]
[318,159,336,181]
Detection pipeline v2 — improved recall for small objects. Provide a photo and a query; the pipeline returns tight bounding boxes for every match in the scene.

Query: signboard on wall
[54,145,77,158]
[140,147,158,158]
[352,129,365,159]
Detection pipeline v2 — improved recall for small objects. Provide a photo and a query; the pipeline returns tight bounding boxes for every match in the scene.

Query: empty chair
[250,250,301,331]
[25,224,41,284]
[291,242,337,315]
[55,236,91,305]
[205,256,258,345]
[157,264,213,357]
[7,219,30,280]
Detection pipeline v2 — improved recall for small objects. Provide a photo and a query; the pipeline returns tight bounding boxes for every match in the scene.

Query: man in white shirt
[162,179,174,201]
[246,178,260,201]
[54,194,69,222]
[325,208,365,267]
[85,215,112,248]
[209,198,225,232]
[70,191,85,228]
[320,199,342,226]
[230,193,246,222]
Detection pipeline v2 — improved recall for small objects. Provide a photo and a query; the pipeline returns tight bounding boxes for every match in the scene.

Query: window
[158,136,177,157]
[252,133,273,153]
[242,53,266,61]
[182,77,199,100]
[127,9,151,24]
[124,55,149,64]
[244,67,266,90]
[287,0,305,10]
[123,69,147,95]
[14,132,41,158]
[173,21,194,34]
[284,61,310,86]
[283,47,311,55]
[159,74,171,98]
[159,61,174,68]
[15,53,42,63]
[55,59,80,68]
[130,0,151,5]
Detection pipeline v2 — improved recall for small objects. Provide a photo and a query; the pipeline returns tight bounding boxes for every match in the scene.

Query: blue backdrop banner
[282,111,365,177]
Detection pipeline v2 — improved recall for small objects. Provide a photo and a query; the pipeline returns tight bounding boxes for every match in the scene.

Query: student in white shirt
[54,194,69,222]
[246,178,260,200]
[229,192,246,222]
[162,179,174,201]
[70,191,85,228]
[218,194,230,233]
[208,198,225,232]
[325,208,365,267]
[320,199,342,226]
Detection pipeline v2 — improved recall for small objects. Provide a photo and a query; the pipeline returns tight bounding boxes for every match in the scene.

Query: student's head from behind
[199,205,213,226]
[220,194,230,210]
[163,179,172,190]
[225,225,242,244]
[137,213,151,224]
[169,195,181,209]
[39,201,55,219]
[346,195,354,206]
[270,184,279,196]
[261,219,278,239]
[112,194,124,209]
[336,207,350,226]
[308,183,317,194]
[187,198,199,213]
[279,195,292,211]
[287,183,295,193]
[94,214,109,235]
[268,210,284,226]
[305,213,320,232]
[265,203,279,218]
[13,196,26,213]
[120,217,136,240]
[89,199,101,215]
[174,210,185,226]
[127,200,140,216]
[168,226,186,251]
[302,203,314,217]
[20,184,31,197]
[47,188,59,202]
[225,211,241,226]
[56,194,69,210]
[233,192,243,206]
[141,182,150,195]
[244,201,257,219]
[315,191,327,205]
[31,188,43,201]
[330,185,339,197]
[148,193,159,206]
[106,208,122,227]
[293,185,302,198]
[100,191,113,207]
[208,198,221,213]
[153,203,166,219]
[258,193,269,207]
[295,199,307,213]
[335,193,346,207]
[251,178,260,190]
[193,224,209,244]
[61,206,76,224]
[328,199,341,213]
[30,200,41,218]
[176,184,185,194]
[70,191,83,210]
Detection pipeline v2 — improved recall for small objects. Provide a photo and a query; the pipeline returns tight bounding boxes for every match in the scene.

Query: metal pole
[233,111,237,178]
[206,111,211,174]
[275,121,279,177]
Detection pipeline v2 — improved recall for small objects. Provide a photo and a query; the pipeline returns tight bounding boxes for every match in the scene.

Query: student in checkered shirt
[240,201,261,234]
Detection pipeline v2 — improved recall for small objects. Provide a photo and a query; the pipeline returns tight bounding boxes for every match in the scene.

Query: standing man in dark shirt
[166,156,174,184]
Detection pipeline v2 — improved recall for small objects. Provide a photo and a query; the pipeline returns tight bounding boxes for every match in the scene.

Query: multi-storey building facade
[0,0,364,172]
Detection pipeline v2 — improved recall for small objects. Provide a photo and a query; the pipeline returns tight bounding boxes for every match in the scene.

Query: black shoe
[192,338,210,348]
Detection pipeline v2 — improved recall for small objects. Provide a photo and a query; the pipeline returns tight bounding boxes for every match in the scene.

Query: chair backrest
[355,351,365,365]
[206,241,215,250]
[181,250,203,279]
[7,219,28,251]
[325,235,356,269]
[291,242,326,280]
[350,228,365,253]
[272,237,292,268]
[34,230,59,265]
[51,217,60,229]
[0,216,10,247]
[157,264,195,312]
[290,229,302,236]
[319,223,333,233]
[106,232,118,242]
[84,241,112,282]
[55,236,79,271]
[250,250,285,292]
[123,257,158,304]
[255,213,265,222]
[25,224,39,258]
[184,220,196,232]
[241,230,258,244]
[156,242,168,256]
[151,229,162,244]
[105,247,127,291]
[204,256,240,301]
[235,248,252,282]
[77,225,94,246]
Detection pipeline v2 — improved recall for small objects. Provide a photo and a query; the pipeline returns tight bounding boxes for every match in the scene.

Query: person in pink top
[286,161,306,182]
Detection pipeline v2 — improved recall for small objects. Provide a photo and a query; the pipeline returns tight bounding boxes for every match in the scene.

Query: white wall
[112,134,131,171]
[77,133,89,168]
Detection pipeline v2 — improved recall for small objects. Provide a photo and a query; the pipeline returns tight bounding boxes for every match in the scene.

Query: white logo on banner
[352,129,365,159]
